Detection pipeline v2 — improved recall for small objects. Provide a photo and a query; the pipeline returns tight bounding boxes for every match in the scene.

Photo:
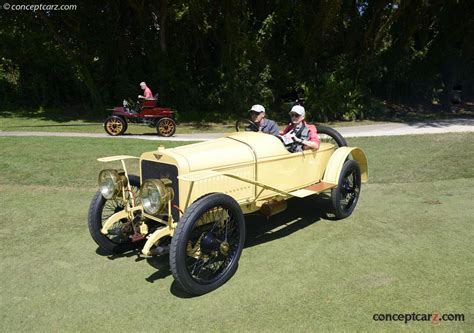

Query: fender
[142,225,175,256]
[97,155,139,163]
[322,147,368,185]
[100,206,141,235]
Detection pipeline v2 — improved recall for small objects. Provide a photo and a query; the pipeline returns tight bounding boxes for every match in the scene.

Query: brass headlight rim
[140,178,173,215]
[98,169,128,200]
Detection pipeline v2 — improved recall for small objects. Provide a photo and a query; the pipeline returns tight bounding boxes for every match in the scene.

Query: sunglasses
[250,111,261,116]
[289,113,301,118]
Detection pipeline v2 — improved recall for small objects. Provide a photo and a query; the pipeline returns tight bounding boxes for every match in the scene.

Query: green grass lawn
[0,134,473,331]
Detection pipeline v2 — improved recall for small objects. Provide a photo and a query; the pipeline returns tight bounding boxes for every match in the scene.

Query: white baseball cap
[249,104,265,113]
[290,105,305,117]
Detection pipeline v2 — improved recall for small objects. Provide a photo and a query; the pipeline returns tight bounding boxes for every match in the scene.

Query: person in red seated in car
[138,81,153,99]
[281,105,320,152]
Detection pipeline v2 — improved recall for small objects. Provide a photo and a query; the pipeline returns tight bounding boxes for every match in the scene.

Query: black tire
[330,160,361,219]
[170,193,246,295]
[87,175,140,252]
[104,116,126,136]
[316,125,347,147]
[121,117,128,134]
[235,119,259,132]
[156,117,176,137]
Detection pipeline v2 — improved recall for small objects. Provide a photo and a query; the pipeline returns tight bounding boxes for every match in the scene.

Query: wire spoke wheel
[88,175,140,252]
[331,160,361,219]
[100,183,141,244]
[101,199,132,244]
[157,117,176,137]
[184,206,239,283]
[170,193,245,295]
[339,170,359,212]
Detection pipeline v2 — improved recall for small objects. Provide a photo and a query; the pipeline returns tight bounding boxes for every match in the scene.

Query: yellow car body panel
[96,130,368,256]
[140,132,341,214]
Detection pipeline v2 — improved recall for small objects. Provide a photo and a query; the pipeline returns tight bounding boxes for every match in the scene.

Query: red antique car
[104,97,176,137]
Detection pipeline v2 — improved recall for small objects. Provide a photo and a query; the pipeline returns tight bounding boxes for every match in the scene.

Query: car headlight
[98,169,127,200]
[140,179,174,215]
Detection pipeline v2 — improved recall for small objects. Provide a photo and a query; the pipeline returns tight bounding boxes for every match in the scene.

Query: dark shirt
[259,118,279,135]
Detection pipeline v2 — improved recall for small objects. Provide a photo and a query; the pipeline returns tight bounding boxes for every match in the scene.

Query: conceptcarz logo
[2,3,77,11]
[373,312,465,325]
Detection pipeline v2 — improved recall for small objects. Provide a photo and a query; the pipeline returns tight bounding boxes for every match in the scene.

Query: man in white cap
[281,105,319,152]
[248,104,279,135]
[138,81,153,99]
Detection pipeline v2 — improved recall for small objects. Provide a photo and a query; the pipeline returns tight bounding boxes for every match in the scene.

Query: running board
[288,182,336,198]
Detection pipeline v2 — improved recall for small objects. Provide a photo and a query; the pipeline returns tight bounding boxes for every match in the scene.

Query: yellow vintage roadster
[88,129,368,295]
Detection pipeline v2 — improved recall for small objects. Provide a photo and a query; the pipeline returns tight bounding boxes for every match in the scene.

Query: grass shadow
[94,240,146,260]
[244,195,332,248]
[170,280,199,298]
[0,107,104,123]
[145,255,171,282]
[406,117,474,128]
[365,101,474,124]
[3,123,102,129]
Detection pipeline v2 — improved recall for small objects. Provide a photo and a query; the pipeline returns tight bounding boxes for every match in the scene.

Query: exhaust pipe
[260,198,287,218]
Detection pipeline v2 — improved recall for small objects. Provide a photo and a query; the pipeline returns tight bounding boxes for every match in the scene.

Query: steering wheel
[235,119,259,132]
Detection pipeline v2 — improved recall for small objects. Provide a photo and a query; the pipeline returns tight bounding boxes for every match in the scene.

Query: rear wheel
[104,116,126,136]
[170,193,245,295]
[156,117,176,137]
[316,125,347,147]
[330,160,361,219]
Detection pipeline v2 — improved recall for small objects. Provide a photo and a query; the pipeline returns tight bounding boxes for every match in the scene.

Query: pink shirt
[143,87,153,99]
[282,122,320,146]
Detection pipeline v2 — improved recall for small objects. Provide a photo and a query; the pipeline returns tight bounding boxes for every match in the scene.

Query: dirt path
[1,118,473,141]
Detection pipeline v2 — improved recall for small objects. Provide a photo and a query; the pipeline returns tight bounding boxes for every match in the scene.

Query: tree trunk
[159,0,168,53]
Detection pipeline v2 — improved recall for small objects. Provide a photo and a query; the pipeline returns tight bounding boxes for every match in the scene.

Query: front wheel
[104,116,127,136]
[330,160,361,219]
[156,117,176,137]
[87,175,140,252]
[170,193,246,295]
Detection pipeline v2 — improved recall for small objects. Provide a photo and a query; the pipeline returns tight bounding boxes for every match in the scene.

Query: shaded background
[0,0,473,121]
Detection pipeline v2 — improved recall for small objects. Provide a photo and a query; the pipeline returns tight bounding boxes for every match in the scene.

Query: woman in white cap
[281,105,320,152]
[248,104,279,135]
